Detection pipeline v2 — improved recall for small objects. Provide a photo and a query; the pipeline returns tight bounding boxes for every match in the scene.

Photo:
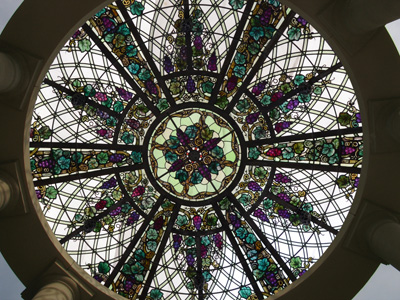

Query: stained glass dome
[29,0,363,299]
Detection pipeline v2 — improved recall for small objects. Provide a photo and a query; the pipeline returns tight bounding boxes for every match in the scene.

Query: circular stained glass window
[29,0,363,299]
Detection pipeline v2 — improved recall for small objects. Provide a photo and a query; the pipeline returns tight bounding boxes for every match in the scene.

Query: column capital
[366,213,400,270]
[32,276,79,300]
[0,172,19,211]
[0,52,24,93]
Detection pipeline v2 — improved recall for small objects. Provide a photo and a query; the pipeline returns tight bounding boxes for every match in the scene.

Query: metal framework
[29,0,363,299]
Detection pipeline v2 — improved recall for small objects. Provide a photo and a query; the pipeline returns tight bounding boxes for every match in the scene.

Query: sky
[1,1,400,299]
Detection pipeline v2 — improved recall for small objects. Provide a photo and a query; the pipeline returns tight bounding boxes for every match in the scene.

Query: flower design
[130,2,144,16]
[229,0,245,10]
[149,109,240,200]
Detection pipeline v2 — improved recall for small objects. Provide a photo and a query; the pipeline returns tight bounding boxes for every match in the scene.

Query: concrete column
[32,277,78,300]
[368,219,400,271]
[338,0,400,33]
[0,52,23,93]
[0,177,12,211]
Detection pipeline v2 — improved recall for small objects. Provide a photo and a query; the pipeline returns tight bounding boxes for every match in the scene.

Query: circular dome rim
[1,0,398,299]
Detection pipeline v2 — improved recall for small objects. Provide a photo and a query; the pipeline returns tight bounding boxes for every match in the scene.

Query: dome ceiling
[29,0,363,299]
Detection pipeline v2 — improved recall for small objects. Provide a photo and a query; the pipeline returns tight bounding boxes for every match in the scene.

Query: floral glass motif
[149,109,240,200]
[30,0,363,299]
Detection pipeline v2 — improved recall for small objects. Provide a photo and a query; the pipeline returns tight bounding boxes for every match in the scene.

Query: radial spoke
[244,89,276,138]
[33,164,144,186]
[116,173,145,217]
[163,70,217,80]
[212,203,264,299]
[138,204,181,300]
[262,62,343,113]
[116,0,175,107]
[171,227,223,237]
[225,11,297,112]
[228,193,297,282]
[247,127,363,147]
[104,196,165,287]
[266,193,338,235]
[59,197,130,244]
[43,78,119,118]
[112,93,144,146]
[82,23,159,115]
[247,159,361,174]
[247,167,276,215]
[209,0,255,105]
[183,0,193,70]
[196,235,204,300]
[30,141,143,152]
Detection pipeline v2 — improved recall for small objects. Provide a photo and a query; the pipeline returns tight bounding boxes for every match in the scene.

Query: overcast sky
[1,1,400,300]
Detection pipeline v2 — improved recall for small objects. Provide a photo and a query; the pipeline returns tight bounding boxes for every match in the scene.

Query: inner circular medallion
[149,108,241,201]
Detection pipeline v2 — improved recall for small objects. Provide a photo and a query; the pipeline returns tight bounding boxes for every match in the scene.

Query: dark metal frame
[30,0,364,298]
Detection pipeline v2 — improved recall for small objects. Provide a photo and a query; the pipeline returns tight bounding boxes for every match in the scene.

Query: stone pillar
[368,218,400,271]
[0,177,12,211]
[32,277,78,300]
[0,52,23,93]
[338,0,400,33]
